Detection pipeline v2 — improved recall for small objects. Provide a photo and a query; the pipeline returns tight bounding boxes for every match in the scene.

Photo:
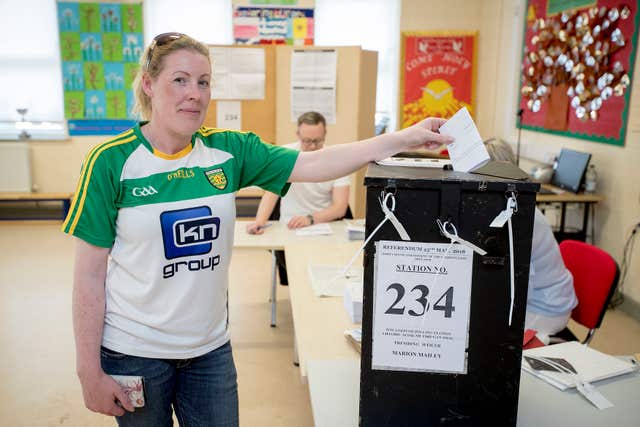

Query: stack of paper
[345,219,365,241]
[522,341,635,391]
[375,157,452,169]
[343,281,363,323]
[307,264,362,297]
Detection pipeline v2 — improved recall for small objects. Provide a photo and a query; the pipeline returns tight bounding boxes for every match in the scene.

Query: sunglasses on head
[145,32,184,70]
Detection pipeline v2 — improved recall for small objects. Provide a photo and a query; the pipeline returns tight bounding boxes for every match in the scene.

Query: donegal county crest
[205,168,227,190]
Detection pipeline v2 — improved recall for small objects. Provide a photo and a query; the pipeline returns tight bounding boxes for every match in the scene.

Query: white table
[284,240,363,380]
[237,221,640,426]
[233,220,353,327]
[307,359,640,427]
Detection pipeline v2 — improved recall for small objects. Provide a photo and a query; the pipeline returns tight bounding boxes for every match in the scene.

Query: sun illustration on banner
[402,79,472,128]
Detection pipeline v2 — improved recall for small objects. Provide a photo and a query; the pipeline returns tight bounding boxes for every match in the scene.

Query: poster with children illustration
[57,1,143,135]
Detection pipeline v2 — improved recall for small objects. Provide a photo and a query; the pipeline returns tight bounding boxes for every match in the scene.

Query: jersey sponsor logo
[160,206,220,260]
[132,186,158,197]
[163,255,221,279]
[167,168,195,181]
[205,167,228,190]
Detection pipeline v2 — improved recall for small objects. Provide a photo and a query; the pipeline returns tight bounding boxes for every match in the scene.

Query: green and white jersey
[63,123,298,359]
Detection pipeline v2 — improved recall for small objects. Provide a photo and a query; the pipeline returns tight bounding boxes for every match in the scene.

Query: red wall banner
[400,31,477,129]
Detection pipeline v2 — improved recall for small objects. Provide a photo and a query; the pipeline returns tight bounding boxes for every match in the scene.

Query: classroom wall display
[57,1,142,135]
[519,0,639,146]
[232,0,314,45]
[399,32,477,129]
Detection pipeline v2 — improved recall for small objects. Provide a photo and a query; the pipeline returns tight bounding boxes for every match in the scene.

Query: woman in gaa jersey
[62,32,453,426]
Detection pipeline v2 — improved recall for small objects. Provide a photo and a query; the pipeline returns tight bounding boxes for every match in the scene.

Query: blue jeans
[100,341,239,427]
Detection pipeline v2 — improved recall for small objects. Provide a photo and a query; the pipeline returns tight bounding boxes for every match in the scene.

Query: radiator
[0,142,32,192]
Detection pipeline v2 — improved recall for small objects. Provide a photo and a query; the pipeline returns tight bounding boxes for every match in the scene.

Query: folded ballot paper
[522,341,636,391]
[439,107,529,180]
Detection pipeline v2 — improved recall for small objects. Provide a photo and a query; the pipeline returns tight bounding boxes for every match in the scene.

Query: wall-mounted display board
[57,1,142,135]
[399,31,477,129]
[204,44,377,217]
[518,0,638,146]
[204,44,277,143]
[276,46,378,217]
[233,0,314,46]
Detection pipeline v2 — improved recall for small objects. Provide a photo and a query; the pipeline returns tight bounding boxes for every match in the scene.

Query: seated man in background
[484,138,577,343]
[246,111,350,285]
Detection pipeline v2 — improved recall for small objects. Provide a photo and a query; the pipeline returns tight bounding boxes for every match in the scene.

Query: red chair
[553,240,620,345]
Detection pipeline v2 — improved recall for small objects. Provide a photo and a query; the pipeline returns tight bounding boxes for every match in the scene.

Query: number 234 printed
[384,283,455,319]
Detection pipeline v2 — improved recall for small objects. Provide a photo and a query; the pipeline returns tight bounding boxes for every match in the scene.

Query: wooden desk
[233,220,354,328]
[0,192,73,221]
[536,185,604,242]
[307,359,640,427]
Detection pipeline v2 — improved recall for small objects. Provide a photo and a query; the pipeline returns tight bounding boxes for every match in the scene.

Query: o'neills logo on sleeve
[205,167,227,190]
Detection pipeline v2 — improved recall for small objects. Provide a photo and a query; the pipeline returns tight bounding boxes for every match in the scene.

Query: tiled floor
[1,222,638,426]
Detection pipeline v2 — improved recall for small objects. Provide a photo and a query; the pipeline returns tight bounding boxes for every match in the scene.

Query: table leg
[270,249,277,327]
[559,202,567,239]
[293,330,299,367]
[583,202,592,243]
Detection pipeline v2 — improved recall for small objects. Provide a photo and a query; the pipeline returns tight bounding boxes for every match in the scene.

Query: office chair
[551,239,620,345]
[269,198,352,286]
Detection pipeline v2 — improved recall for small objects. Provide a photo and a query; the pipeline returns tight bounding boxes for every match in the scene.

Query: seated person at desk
[484,139,578,342]
[246,111,351,285]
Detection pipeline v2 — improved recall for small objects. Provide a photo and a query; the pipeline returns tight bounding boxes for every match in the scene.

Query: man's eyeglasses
[300,138,325,147]
[145,32,184,70]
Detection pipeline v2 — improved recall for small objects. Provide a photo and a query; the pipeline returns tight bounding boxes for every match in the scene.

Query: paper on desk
[344,281,363,323]
[345,219,365,240]
[345,219,365,230]
[522,341,635,391]
[439,107,490,172]
[295,223,333,236]
[308,264,362,297]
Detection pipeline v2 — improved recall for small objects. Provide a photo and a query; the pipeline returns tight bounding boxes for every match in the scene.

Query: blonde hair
[483,138,516,165]
[131,33,210,120]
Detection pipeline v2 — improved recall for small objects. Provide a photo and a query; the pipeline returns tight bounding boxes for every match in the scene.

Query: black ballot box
[359,163,539,427]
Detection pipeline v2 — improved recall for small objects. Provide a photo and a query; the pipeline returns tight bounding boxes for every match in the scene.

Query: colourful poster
[519,1,638,146]
[399,32,477,129]
[57,1,142,135]
[233,6,314,45]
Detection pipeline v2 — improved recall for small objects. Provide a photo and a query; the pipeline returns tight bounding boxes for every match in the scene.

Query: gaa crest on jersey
[160,206,220,260]
[205,167,227,190]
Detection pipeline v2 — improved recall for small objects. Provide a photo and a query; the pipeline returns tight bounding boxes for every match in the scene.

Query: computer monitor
[551,148,591,193]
